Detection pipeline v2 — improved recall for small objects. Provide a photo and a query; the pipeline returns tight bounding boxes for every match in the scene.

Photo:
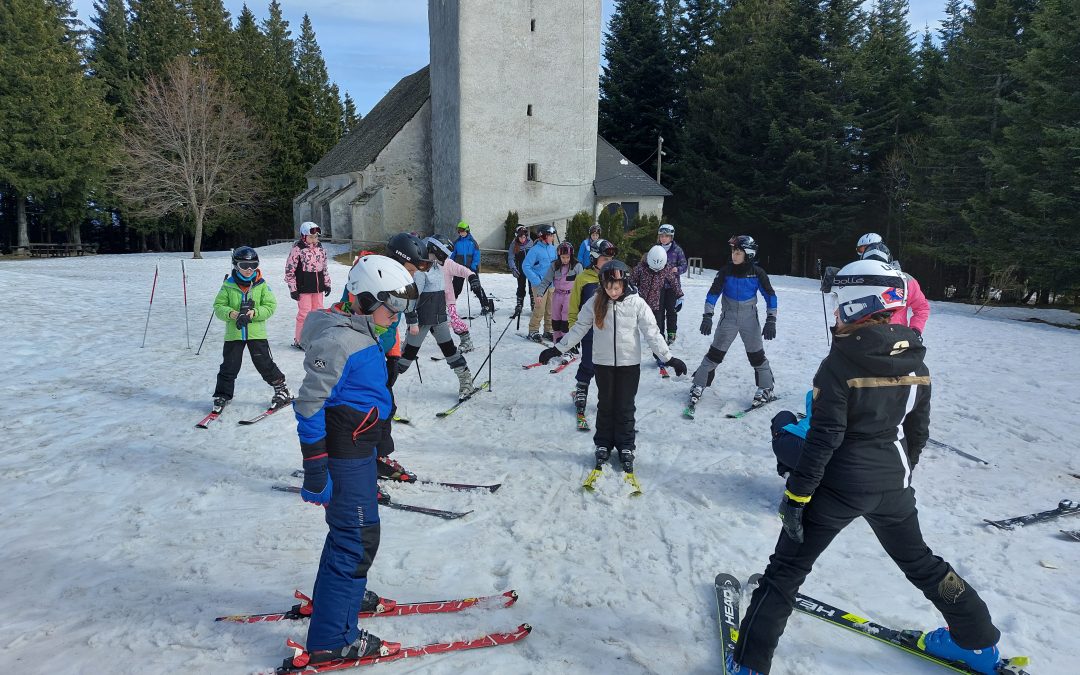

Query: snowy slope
[1,247,1077,675]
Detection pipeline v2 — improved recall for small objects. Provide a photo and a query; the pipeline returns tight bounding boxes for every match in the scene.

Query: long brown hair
[593,288,613,329]
[835,311,892,335]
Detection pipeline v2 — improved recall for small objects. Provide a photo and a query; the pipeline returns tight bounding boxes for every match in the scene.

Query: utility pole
[656,135,664,186]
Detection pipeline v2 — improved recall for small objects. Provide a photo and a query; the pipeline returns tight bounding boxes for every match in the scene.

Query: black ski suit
[733,323,1000,674]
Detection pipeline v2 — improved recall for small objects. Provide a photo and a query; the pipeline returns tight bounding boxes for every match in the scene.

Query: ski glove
[820,266,839,293]
[762,315,777,340]
[779,490,810,543]
[666,357,687,377]
[235,299,255,329]
[300,455,333,506]
[675,297,683,313]
[290,290,300,301]
[323,285,331,297]
[700,313,713,336]
[538,346,561,365]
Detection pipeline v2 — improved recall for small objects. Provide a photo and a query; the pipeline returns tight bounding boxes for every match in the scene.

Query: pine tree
[984,0,1080,298]
[296,14,343,163]
[599,0,678,169]
[129,0,192,83]
[341,92,359,134]
[0,0,113,248]
[87,0,133,118]
[191,0,234,73]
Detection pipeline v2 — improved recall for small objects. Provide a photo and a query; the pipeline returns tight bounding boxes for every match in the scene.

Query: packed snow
[2,245,1077,674]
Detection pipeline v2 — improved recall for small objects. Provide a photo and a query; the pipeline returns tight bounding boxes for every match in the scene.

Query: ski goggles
[235,262,258,272]
[304,226,321,236]
[376,284,418,314]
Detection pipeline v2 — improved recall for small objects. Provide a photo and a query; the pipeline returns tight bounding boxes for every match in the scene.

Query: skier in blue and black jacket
[450,220,480,298]
[688,235,778,411]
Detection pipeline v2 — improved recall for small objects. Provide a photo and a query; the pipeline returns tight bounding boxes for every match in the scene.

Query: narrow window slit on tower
[527,163,538,181]
[527,104,533,116]
[530,19,536,32]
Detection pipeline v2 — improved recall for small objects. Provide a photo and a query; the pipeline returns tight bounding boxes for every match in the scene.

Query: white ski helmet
[346,255,418,314]
[300,221,321,236]
[658,223,675,237]
[856,232,883,251]
[646,245,668,271]
[832,259,907,324]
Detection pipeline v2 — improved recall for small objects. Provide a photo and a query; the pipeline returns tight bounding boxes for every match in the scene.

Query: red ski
[195,410,222,429]
[549,355,577,374]
[216,589,518,624]
[276,623,531,673]
[239,399,292,425]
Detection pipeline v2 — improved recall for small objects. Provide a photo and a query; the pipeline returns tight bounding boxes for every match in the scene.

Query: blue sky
[71,1,948,116]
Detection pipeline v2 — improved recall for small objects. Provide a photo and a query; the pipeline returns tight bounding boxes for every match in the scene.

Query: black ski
[726,395,781,419]
[518,333,552,347]
[1061,529,1080,542]
[238,400,293,425]
[436,381,489,418]
[290,470,500,493]
[714,573,742,675]
[927,438,989,465]
[788,589,1031,674]
[272,485,472,520]
[984,499,1080,530]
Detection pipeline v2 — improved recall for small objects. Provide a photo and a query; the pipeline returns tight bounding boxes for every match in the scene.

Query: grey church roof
[307,65,431,179]
[593,136,672,198]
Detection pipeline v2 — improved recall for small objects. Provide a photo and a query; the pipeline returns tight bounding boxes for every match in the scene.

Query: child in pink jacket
[859,240,930,336]
[284,222,330,348]
[426,235,494,353]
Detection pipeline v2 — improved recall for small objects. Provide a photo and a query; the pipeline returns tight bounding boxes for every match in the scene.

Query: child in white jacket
[426,234,494,353]
[538,260,687,492]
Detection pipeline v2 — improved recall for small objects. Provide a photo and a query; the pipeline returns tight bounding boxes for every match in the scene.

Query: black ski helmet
[538,223,557,237]
[589,239,617,266]
[728,235,758,261]
[386,233,430,270]
[232,246,259,266]
[599,259,635,296]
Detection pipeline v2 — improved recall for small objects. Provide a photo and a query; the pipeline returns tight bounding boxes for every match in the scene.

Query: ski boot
[573,381,590,430]
[360,589,397,615]
[376,487,391,505]
[725,653,763,674]
[453,365,475,400]
[377,455,417,483]
[619,448,642,496]
[542,331,554,342]
[457,331,475,354]
[684,385,703,419]
[513,300,524,318]
[919,628,1000,675]
[752,387,775,408]
[583,447,610,491]
[291,340,304,351]
[305,629,399,665]
[666,331,677,346]
[212,396,230,414]
[527,332,545,343]
[270,380,294,409]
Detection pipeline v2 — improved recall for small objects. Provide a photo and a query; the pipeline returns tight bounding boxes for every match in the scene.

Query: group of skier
[203,217,1015,675]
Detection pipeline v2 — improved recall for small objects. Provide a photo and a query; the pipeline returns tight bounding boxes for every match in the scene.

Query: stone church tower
[428,0,602,247]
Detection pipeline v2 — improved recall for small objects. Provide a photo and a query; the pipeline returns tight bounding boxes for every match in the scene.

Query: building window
[527,104,532,116]
[530,19,536,32]
[527,163,538,181]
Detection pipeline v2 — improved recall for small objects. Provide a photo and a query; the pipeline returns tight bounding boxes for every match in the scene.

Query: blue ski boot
[919,628,1000,675]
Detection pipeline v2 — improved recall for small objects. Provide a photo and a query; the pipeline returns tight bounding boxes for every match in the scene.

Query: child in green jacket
[212,246,292,413]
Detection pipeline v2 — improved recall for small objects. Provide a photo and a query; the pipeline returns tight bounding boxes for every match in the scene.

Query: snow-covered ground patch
[1,248,1076,674]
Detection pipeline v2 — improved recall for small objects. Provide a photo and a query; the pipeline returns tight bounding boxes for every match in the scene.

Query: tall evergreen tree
[191,0,234,73]
[296,14,343,162]
[129,0,191,83]
[0,0,113,247]
[984,0,1080,297]
[87,0,133,117]
[341,92,359,134]
[599,0,678,170]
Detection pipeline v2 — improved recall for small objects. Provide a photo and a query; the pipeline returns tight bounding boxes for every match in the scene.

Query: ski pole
[196,274,228,355]
[817,258,830,345]
[486,310,493,391]
[471,308,516,379]
[140,264,159,348]
[182,259,191,348]
[466,280,473,328]
[415,357,423,384]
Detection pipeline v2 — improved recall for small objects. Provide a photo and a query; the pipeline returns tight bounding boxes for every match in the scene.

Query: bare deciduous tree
[115,57,265,258]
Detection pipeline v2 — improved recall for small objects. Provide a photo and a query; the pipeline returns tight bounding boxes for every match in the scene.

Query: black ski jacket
[786,323,930,497]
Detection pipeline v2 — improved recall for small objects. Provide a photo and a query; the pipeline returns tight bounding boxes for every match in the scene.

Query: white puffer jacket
[554,291,672,367]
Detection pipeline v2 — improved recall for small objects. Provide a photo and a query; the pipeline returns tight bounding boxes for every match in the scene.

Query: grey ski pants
[692,306,774,390]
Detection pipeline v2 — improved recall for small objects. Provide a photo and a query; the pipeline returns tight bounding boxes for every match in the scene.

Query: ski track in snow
[1,244,1077,674]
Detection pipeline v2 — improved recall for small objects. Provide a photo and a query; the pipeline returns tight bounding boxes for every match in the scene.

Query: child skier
[857,235,930,336]
[630,245,684,369]
[538,260,686,494]
[522,223,558,341]
[535,241,582,351]
[210,246,292,414]
[688,235,777,415]
[387,233,477,400]
[566,239,617,428]
[284,221,331,349]
[577,223,601,269]
[728,258,1006,675]
[656,223,688,343]
[426,234,495,354]
[292,254,419,666]
[507,225,532,318]
[450,220,480,298]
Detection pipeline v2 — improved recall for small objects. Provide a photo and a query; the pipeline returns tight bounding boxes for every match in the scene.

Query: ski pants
[528,287,553,334]
[574,330,596,386]
[770,411,805,475]
[734,485,1000,674]
[398,322,466,371]
[307,455,382,652]
[657,287,678,336]
[593,364,640,452]
[214,339,284,400]
[515,273,529,302]
[447,303,468,335]
[551,289,571,342]
[692,307,774,390]
[294,293,324,344]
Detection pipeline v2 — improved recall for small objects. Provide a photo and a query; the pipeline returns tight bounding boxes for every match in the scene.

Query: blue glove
[779,490,810,543]
[300,456,333,505]
[675,297,683,313]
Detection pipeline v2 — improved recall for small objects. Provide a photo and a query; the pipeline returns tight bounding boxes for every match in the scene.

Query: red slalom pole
[182,260,191,348]
[141,264,159,348]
